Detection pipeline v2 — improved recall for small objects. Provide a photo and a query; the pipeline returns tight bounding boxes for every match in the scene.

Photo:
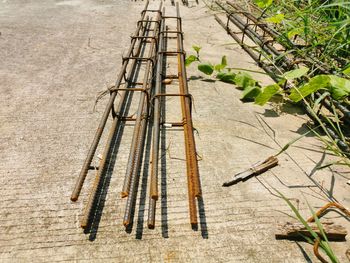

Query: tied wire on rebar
[147,4,202,228]
[122,2,163,227]
[215,1,350,156]
[71,1,202,233]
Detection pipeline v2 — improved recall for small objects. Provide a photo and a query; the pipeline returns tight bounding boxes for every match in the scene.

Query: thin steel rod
[215,12,350,156]
[226,1,287,44]
[123,6,162,227]
[71,0,150,202]
[147,198,157,229]
[176,2,199,226]
[147,8,165,229]
[121,2,163,198]
[218,4,350,121]
[177,3,201,199]
[80,18,151,229]
[150,12,165,201]
[215,15,279,80]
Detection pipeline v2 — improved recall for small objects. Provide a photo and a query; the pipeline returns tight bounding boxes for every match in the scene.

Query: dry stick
[123,5,162,227]
[71,0,150,202]
[79,16,151,229]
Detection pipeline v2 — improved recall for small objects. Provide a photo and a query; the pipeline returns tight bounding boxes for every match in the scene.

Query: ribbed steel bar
[80,17,152,229]
[216,2,291,71]
[226,1,291,47]
[215,15,278,80]
[177,6,201,198]
[121,2,162,198]
[71,1,150,202]
[176,2,200,225]
[150,11,165,201]
[147,8,165,229]
[123,5,162,227]
[215,6,350,155]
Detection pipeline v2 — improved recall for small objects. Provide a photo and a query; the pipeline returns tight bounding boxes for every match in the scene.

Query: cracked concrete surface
[0,0,349,262]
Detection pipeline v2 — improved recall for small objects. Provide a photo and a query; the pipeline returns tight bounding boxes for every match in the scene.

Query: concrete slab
[0,0,349,262]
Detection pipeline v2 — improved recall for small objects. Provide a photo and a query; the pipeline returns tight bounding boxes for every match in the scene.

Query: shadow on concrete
[160,125,169,238]
[295,242,312,263]
[84,89,134,241]
[82,21,208,240]
[135,116,153,239]
[254,113,340,203]
[262,102,305,118]
[198,196,208,239]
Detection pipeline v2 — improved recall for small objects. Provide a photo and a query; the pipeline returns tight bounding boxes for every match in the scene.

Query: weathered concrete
[0,0,349,262]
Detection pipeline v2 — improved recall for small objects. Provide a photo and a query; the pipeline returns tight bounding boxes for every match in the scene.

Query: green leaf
[198,63,214,75]
[265,13,285,24]
[343,65,350,77]
[241,86,261,100]
[221,55,227,67]
[289,75,329,102]
[328,75,350,93]
[282,66,309,80]
[214,56,228,72]
[328,75,350,100]
[214,64,225,72]
[287,27,303,39]
[192,45,201,53]
[274,189,318,241]
[254,84,280,105]
[329,86,349,100]
[216,72,236,84]
[234,72,257,90]
[185,55,198,67]
[254,0,273,8]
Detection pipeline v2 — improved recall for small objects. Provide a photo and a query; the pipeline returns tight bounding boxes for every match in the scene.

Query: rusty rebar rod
[150,10,165,202]
[80,17,152,229]
[121,4,163,199]
[216,1,350,124]
[215,7,350,155]
[176,2,200,225]
[71,1,150,202]
[147,8,165,229]
[123,5,162,227]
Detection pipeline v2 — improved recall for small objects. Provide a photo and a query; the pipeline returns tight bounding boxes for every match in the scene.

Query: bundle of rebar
[71,1,201,232]
[215,1,350,155]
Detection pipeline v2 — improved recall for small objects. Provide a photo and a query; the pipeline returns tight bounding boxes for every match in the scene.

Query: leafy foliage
[241,86,261,100]
[289,75,350,102]
[254,0,273,8]
[216,72,236,84]
[255,84,280,105]
[186,46,350,105]
[233,72,258,90]
[198,63,214,75]
[185,55,198,67]
[282,66,309,80]
[265,13,285,24]
[276,190,339,263]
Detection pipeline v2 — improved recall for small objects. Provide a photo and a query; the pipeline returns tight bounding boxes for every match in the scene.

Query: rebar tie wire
[215,2,350,152]
[70,1,152,203]
[73,1,203,234]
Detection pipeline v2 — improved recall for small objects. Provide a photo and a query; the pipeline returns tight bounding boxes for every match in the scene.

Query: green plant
[186,46,263,100]
[276,189,339,263]
[255,0,350,71]
[186,46,350,168]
